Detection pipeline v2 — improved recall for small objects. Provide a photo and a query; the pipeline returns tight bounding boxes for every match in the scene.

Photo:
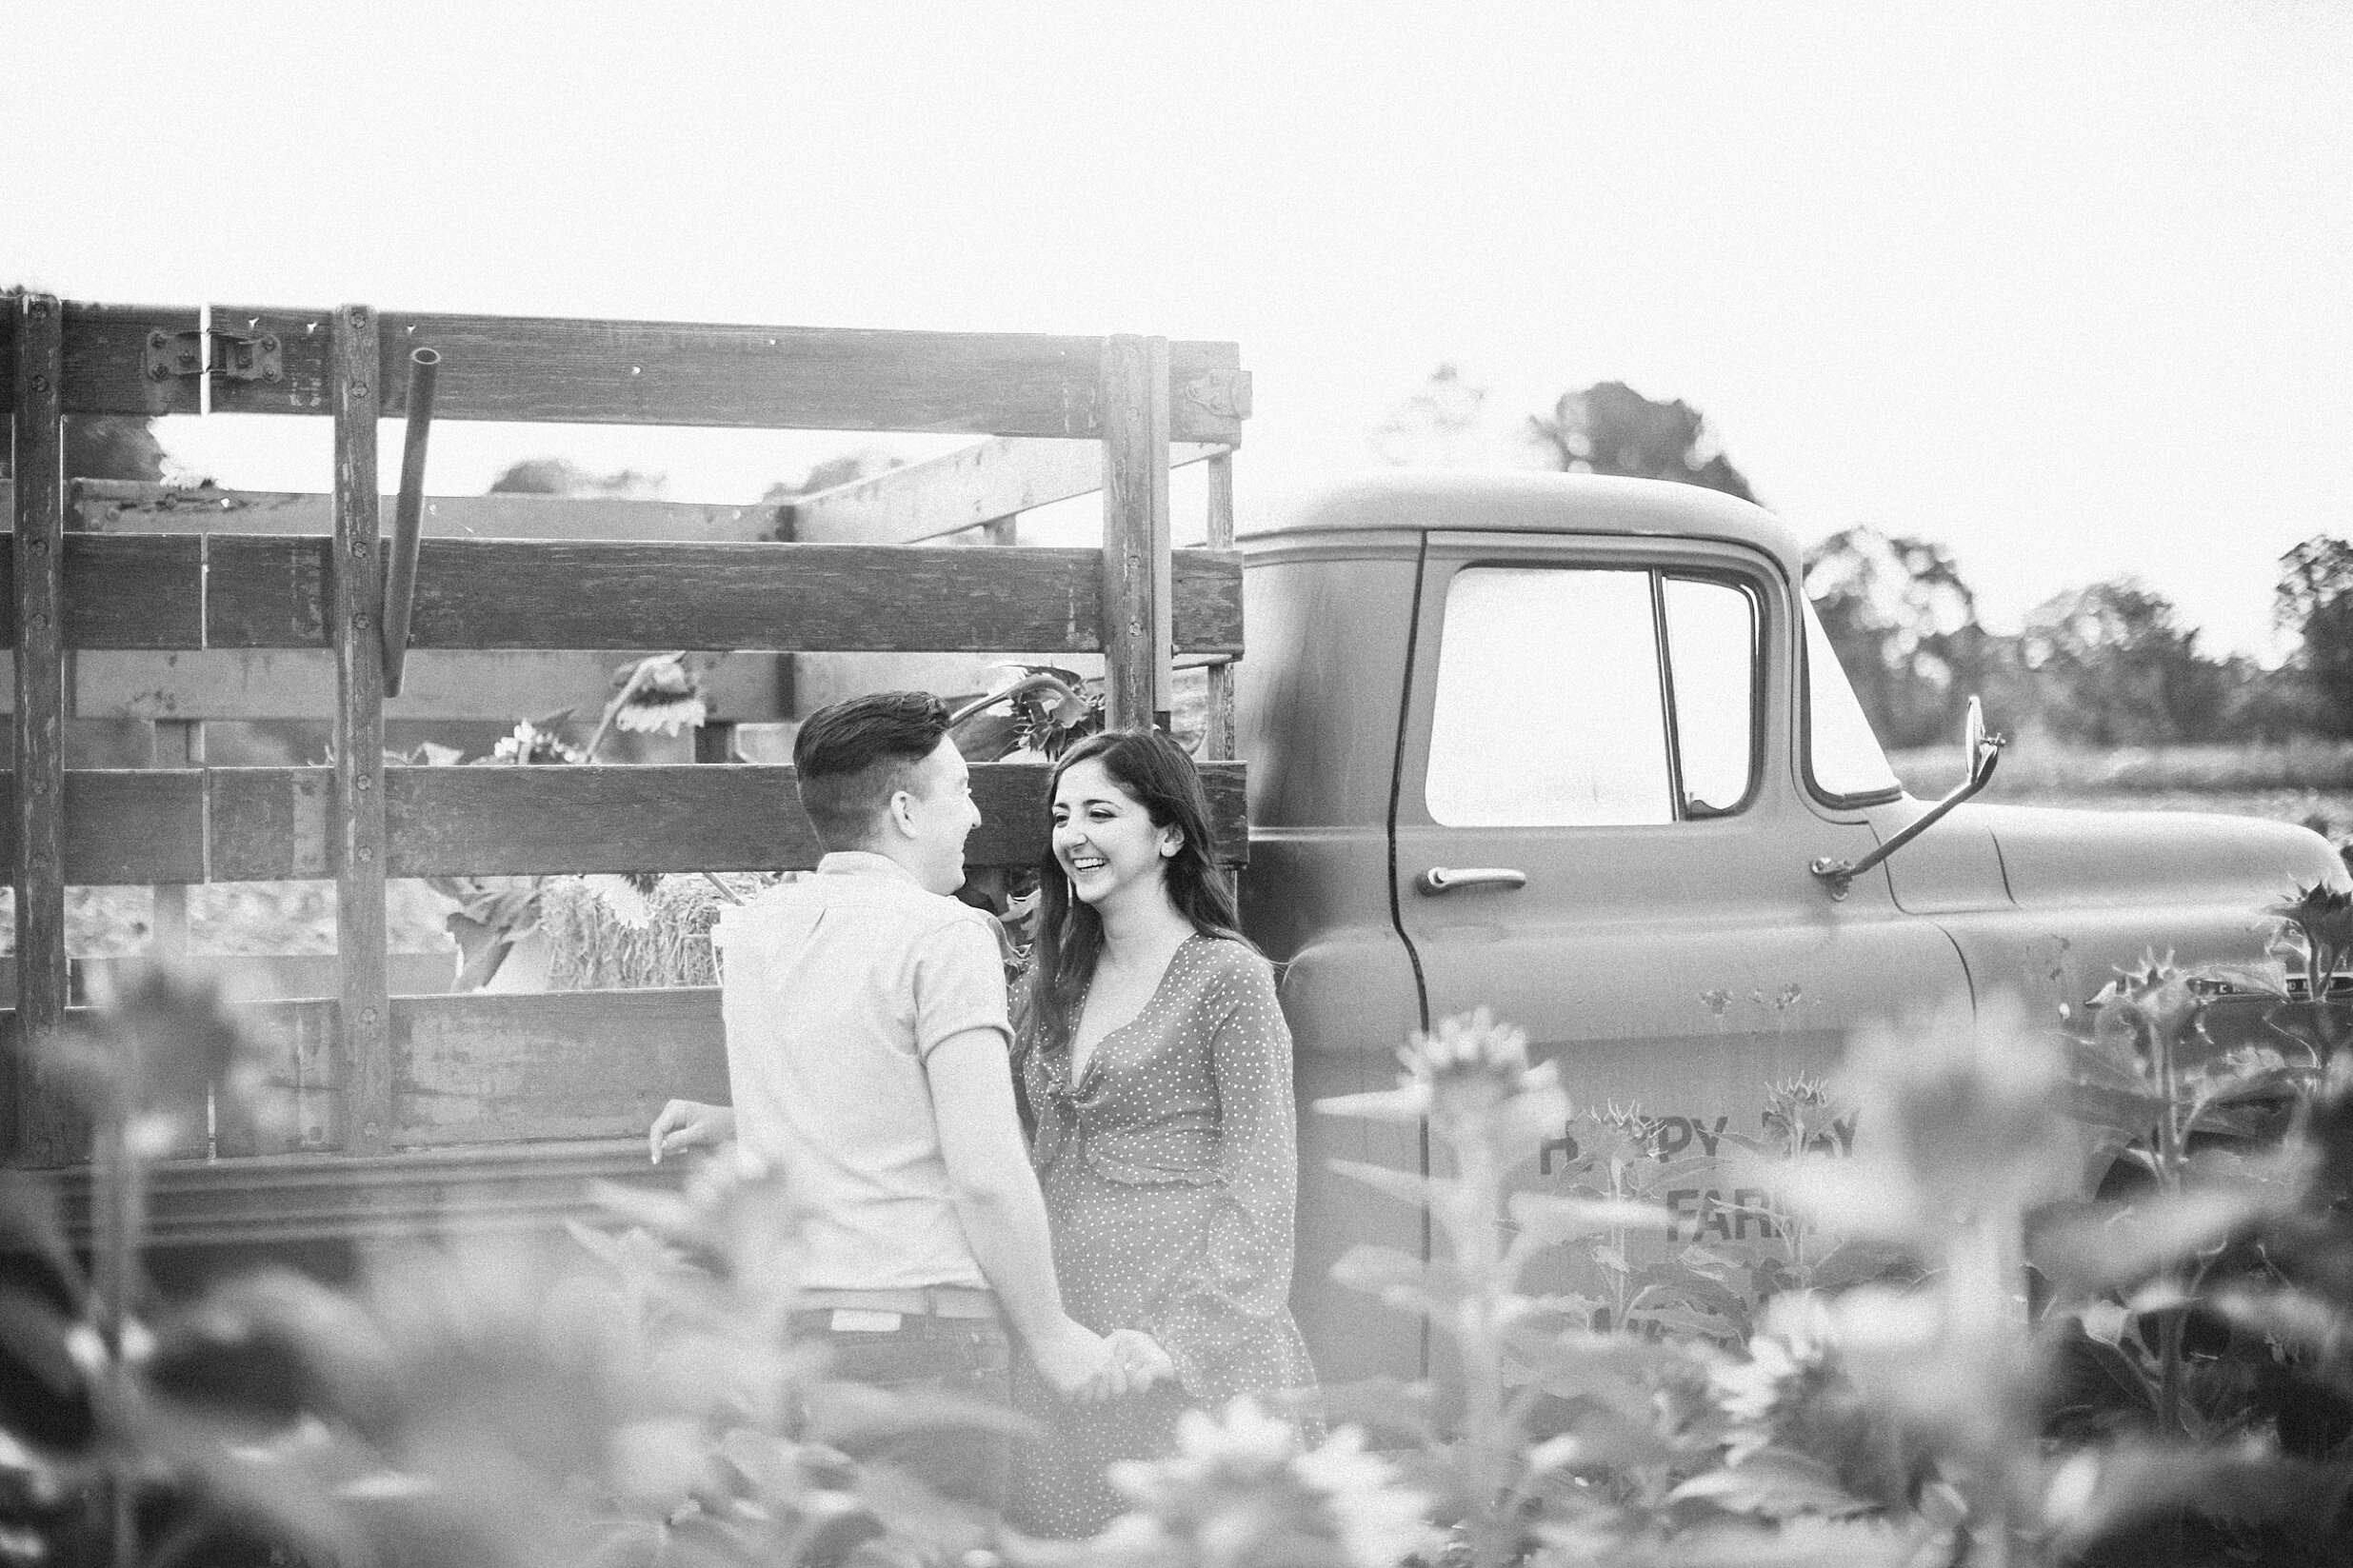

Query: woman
[1008,728,1321,1538]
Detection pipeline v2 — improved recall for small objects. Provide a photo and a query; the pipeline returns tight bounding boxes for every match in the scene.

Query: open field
[1888,739,2353,799]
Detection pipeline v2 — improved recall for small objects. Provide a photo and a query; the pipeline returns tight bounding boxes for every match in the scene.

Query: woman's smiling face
[1051,757,1176,908]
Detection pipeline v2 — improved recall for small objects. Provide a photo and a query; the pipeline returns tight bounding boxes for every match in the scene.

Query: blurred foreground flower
[1053,1399,1431,1568]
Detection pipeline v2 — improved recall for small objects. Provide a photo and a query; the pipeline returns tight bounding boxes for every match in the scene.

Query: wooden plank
[207,307,1249,443]
[0,534,205,647]
[1205,450,1238,761]
[787,436,1228,546]
[1100,336,1174,728]
[384,759,1247,876]
[211,766,332,880]
[0,997,335,1162]
[223,997,341,1157]
[0,760,1249,881]
[63,481,793,544]
[0,302,203,419]
[19,534,1241,655]
[393,540,1242,654]
[61,647,794,723]
[0,769,205,884]
[11,534,1242,656]
[332,306,393,1157]
[148,722,202,963]
[43,1139,680,1247]
[393,988,727,1144]
[7,987,711,1158]
[209,534,330,645]
[10,293,73,1165]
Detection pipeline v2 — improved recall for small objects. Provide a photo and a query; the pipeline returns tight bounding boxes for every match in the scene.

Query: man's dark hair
[791,691,953,850]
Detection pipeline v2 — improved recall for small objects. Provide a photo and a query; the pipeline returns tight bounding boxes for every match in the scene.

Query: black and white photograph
[4,5,2351,1564]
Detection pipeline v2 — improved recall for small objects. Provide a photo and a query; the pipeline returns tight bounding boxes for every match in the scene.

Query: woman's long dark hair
[1026,728,1247,1048]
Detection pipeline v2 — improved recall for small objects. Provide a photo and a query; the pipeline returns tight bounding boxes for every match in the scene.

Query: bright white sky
[8,1,2348,660]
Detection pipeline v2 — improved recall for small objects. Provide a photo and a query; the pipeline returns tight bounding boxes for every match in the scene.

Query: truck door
[1388,530,1972,1312]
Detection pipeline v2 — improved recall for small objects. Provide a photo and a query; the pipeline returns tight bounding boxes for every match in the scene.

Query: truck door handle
[1415,866,1528,896]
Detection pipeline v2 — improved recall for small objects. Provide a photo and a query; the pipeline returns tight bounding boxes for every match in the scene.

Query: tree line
[1382,369,2353,749]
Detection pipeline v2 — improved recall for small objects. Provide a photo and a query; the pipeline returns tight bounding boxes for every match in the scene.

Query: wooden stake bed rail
[0,762,1247,883]
[0,535,1243,653]
[6,295,1241,1199]
[0,305,1250,443]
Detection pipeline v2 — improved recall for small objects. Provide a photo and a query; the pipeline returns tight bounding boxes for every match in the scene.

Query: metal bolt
[29,375,47,395]
[363,1121,380,1139]
[361,1007,378,1025]
[348,308,368,327]
[30,781,47,797]
[29,298,50,318]
[353,612,372,629]
[356,773,371,791]
[349,541,369,558]
[148,329,166,348]
[348,379,370,401]
[28,612,47,628]
[150,362,171,383]
[30,538,48,553]
[357,846,373,863]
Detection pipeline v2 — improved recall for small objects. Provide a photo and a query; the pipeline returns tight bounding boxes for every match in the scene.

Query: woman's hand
[1106,1329,1177,1395]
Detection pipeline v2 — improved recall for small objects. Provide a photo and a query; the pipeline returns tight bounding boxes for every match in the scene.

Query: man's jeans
[795,1313,1014,1515]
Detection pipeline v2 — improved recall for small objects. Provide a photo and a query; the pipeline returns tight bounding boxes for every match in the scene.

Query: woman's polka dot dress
[1007,933,1322,1538]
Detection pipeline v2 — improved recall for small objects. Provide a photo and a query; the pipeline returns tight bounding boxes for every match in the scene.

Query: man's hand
[648,1100,736,1164]
[1106,1328,1177,1394]
[1028,1318,1125,1402]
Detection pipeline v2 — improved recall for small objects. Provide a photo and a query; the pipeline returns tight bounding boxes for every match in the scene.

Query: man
[647,691,1120,1511]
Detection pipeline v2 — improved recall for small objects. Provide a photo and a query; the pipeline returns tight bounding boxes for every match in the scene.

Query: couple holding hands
[647,692,1318,1537]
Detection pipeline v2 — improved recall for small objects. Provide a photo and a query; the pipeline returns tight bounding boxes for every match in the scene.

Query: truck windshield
[1802,600,1903,801]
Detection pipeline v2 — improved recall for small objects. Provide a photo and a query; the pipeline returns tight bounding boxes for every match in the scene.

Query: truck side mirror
[1964,694,2003,791]
[1811,697,2007,900]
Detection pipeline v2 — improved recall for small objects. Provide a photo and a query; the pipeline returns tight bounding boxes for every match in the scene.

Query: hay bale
[538,873,779,989]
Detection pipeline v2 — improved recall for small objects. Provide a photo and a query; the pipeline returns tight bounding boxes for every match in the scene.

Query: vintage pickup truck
[7,300,2340,1389]
[1233,470,2345,1380]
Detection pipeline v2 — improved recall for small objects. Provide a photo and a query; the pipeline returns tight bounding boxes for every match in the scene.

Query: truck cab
[1235,471,2345,1382]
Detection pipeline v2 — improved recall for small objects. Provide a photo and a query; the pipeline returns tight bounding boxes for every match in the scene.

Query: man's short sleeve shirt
[710,851,1009,1291]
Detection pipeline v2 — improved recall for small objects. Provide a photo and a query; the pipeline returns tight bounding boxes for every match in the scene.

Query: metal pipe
[1812,742,2004,900]
[383,347,440,697]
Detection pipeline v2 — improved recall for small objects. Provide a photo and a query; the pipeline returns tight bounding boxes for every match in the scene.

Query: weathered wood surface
[786,436,1228,546]
[204,308,1249,443]
[10,988,724,1157]
[1100,336,1175,728]
[1205,450,1239,761]
[0,761,1246,882]
[0,302,203,418]
[332,306,393,1157]
[41,1138,683,1246]
[394,988,727,1144]
[57,480,793,543]
[45,647,794,723]
[10,294,73,1164]
[0,533,1244,655]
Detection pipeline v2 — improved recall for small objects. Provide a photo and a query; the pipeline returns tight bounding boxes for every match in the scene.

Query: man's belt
[789,1286,997,1320]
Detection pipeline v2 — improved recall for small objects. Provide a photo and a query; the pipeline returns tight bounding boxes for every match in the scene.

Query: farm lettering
[1665,1187,1777,1242]
[1535,1112,1860,1242]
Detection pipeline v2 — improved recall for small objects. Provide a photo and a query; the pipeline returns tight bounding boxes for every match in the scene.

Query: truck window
[1663,577,1758,816]
[1426,567,1757,826]
[1802,598,1903,801]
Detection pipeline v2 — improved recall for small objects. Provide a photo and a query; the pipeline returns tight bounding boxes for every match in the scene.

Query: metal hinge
[143,327,284,385]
